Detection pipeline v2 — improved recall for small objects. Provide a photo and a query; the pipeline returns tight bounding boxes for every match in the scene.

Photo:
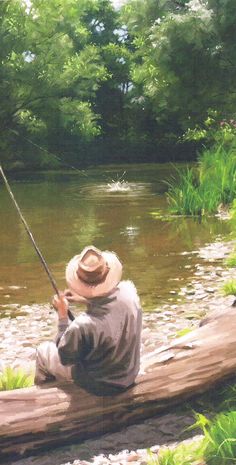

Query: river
[0,163,231,314]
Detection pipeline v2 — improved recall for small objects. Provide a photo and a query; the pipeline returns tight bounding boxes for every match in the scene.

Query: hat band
[77,264,110,285]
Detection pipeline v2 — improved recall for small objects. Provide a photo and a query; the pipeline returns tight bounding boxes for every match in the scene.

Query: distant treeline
[1,0,235,170]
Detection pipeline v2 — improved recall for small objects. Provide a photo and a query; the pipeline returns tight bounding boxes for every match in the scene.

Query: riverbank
[1,240,235,373]
[2,238,235,465]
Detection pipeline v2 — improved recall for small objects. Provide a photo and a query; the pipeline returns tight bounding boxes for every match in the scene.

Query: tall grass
[148,441,202,465]
[167,144,236,215]
[0,366,34,390]
[146,411,236,465]
[202,411,236,465]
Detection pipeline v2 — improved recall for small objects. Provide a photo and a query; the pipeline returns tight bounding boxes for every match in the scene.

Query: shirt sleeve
[57,318,94,366]
[55,317,69,346]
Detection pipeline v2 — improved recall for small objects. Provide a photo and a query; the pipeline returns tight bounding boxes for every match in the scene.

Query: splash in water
[106,171,131,192]
[106,180,131,192]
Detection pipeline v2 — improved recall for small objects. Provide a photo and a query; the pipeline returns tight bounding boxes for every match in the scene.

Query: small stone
[150,445,160,453]
[186,289,195,295]
[127,452,140,461]
[195,293,208,300]
[205,287,216,293]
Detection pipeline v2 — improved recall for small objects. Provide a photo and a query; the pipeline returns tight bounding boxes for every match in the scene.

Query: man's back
[58,280,142,394]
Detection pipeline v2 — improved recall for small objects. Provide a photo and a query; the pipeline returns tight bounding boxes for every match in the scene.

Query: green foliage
[226,254,236,268]
[184,112,236,148]
[123,0,236,144]
[202,411,236,465]
[167,167,209,216]
[3,0,236,166]
[219,384,236,411]
[167,143,236,215]
[222,280,236,297]
[229,199,236,234]
[147,440,203,465]
[146,409,236,464]
[145,383,236,465]
[176,327,193,337]
[0,0,128,168]
[0,366,34,390]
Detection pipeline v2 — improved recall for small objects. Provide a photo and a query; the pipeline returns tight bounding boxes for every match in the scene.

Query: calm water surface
[0,164,231,312]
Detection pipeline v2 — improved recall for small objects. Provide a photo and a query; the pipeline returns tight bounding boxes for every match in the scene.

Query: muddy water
[0,164,231,313]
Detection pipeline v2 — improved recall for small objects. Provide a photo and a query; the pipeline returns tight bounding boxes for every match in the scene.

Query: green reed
[167,143,236,215]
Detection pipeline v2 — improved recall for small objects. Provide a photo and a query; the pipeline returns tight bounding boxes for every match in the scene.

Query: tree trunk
[0,307,236,461]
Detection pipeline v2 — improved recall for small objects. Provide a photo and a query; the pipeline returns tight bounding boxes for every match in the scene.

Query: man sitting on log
[34,246,142,395]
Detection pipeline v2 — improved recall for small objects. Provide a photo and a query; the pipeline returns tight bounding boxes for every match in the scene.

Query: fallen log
[1,306,236,461]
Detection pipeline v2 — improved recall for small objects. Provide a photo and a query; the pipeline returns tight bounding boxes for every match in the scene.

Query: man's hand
[52,293,69,319]
[64,289,88,305]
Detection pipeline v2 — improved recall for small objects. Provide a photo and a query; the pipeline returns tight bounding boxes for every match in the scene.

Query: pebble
[205,287,216,293]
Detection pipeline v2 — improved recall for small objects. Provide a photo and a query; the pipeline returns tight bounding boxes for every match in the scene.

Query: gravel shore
[1,239,235,465]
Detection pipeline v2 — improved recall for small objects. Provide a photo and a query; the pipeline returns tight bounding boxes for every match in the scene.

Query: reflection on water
[0,164,231,311]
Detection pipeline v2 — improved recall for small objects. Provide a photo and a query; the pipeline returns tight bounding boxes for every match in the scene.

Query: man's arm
[52,293,70,345]
[52,293,93,365]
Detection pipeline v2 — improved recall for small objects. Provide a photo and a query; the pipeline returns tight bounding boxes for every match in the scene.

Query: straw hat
[66,245,122,298]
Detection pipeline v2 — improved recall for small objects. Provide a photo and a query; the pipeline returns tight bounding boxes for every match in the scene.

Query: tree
[0,0,110,167]
[123,0,236,140]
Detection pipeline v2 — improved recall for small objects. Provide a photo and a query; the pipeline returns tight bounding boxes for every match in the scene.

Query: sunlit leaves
[16,110,46,133]
[62,47,108,90]
[124,0,236,139]
[0,0,116,159]
[60,99,101,138]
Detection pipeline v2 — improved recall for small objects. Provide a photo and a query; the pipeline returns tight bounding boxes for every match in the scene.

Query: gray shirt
[56,280,142,395]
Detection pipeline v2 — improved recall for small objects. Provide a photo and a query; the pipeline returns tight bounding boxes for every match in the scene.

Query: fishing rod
[0,164,75,321]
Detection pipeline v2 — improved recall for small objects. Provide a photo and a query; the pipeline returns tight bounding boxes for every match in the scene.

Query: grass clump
[167,143,236,216]
[146,410,236,465]
[147,440,203,465]
[202,411,236,464]
[226,254,236,268]
[222,280,236,297]
[0,366,34,390]
[167,167,209,216]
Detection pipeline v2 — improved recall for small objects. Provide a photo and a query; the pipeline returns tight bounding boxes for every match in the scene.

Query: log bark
[1,306,236,461]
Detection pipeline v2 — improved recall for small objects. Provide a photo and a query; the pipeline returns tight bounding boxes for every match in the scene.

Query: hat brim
[66,251,122,298]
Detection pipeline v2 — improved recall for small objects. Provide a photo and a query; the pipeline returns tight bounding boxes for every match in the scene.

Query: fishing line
[0,164,75,321]
[9,129,89,177]
[9,129,126,184]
